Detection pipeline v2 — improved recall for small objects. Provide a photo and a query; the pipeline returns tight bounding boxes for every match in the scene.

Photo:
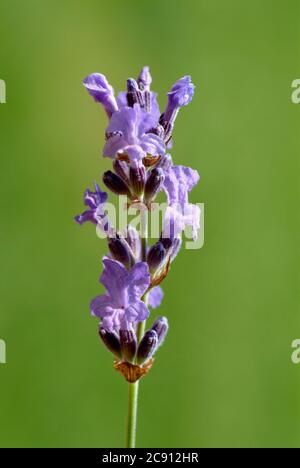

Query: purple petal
[117,91,160,121]
[116,92,128,109]
[156,153,173,171]
[74,210,96,225]
[125,300,150,324]
[84,184,108,209]
[125,145,146,164]
[75,183,108,227]
[163,165,200,206]
[106,106,137,142]
[127,262,150,302]
[140,133,165,157]
[101,312,123,332]
[90,294,114,318]
[103,104,165,164]
[103,133,128,158]
[148,286,163,308]
[167,76,195,109]
[161,76,195,134]
[83,73,118,117]
[162,205,185,239]
[138,99,161,132]
[162,203,200,241]
[100,258,128,304]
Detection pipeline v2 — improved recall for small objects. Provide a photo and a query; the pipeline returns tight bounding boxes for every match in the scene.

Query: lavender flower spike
[90,258,150,332]
[83,73,118,117]
[77,66,201,447]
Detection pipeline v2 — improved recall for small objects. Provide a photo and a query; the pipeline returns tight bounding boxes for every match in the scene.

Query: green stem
[125,207,148,448]
[126,381,139,448]
[125,294,149,448]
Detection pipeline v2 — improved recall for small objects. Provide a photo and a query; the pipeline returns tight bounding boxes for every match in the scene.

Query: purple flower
[148,286,163,308]
[161,164,200,241]
[117,90,161,121]
[83,73,118,117]
[103,104,165,166]
[90,258,150,331]
[160,76,195,140]
[167,76,195,111]
[163,164,200,206]
[74,183,112,234]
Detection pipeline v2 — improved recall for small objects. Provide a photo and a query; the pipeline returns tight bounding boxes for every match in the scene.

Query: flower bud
[126,226,141,260]
[151,316,169,347]
[129,165,146,196]
[147,242,166,273]
[120,330,137,363]
[99,326,122,359]
[144,168,165,203]
[136,67,152,111]
[127,78,139,93]
[137,66,152,91]
[136,330,158,365]
[103,171,132,197]
[113,159,129,183]
[160,236,173,250]
[167,76,194,110]
[108,237,132,269]
[160,76,194,141]
[127,78,143,107]
[160,236,181,262]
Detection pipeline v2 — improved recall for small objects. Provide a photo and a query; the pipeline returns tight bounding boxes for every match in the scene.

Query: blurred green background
[0,0,299,448]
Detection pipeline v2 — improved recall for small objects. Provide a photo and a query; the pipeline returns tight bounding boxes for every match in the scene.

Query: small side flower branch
[75,66,200,447]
